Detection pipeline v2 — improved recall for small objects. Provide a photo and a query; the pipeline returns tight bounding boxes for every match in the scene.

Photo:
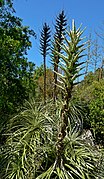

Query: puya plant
[55,20,86,165]
[0,99,58,179]
[36,20,99,179]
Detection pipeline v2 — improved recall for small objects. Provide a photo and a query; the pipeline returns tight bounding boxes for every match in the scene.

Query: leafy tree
[34,64,44,80]
[74,71,104,146]
[0,5,36,124]
[88,80,104,145]
[40,23,51,104]
[37,68,54,100]
[0,0,13,7]
[33,66,54,100]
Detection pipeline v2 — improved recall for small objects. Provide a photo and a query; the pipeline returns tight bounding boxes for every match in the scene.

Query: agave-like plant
[0,100,59,179]
[52,19,87,166]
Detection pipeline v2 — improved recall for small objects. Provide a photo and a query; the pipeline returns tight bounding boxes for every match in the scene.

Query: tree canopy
[0,3,36,122]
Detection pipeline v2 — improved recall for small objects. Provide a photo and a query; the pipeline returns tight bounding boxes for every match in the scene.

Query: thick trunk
[56,87,72,166]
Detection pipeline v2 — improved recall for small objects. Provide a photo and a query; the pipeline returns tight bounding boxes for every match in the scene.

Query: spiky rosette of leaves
[0,100,58,179]
[35,127,98,179]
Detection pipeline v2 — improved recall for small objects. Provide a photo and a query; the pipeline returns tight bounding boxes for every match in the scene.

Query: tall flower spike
[40,23,51,105]
[52,10,67,102]
[55,20,86,166]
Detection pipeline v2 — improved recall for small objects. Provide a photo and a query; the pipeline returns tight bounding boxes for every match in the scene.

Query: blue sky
[13,0,104,66]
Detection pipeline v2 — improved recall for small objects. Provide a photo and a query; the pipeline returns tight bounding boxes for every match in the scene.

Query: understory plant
[0,20,102,179]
